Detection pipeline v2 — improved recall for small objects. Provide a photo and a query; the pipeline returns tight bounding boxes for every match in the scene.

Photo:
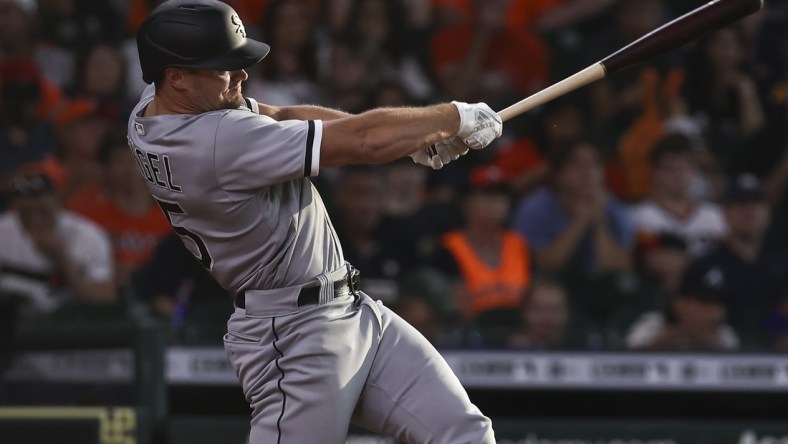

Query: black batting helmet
[136,0,270,84]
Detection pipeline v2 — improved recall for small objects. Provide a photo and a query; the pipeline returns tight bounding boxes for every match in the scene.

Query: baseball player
[129,1,502,443]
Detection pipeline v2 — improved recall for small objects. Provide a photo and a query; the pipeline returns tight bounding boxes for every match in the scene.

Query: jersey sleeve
[214,111,322,192]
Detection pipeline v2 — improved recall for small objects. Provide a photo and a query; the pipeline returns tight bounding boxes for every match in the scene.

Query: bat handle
[497,64,607,122]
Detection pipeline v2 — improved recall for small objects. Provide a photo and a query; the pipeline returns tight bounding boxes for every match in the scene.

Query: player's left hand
[409,137,470,170]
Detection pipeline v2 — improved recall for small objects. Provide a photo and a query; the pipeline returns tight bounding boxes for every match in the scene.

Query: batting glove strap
[452,101,503,150]
[409,137,470,170]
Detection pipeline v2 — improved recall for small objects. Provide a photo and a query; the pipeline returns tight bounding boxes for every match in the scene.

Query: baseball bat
[497,0,764,122]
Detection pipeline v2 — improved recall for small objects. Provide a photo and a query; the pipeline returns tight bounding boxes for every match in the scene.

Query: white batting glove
[452,101,503,150]
[409,137,470,170]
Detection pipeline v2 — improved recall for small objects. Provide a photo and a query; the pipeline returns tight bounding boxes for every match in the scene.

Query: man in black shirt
[682,174,788,348]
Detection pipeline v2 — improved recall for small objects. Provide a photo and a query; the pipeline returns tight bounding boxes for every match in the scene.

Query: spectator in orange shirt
[67,128,171,287]
[432,169,532,325]
[431,0,560,29]
[429,0,550,105]
[584,0,686,151]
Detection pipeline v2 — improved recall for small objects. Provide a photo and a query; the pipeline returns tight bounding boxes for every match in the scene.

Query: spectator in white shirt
[0,172,115,317]
[626,261,739,351]
[631,133,727,257]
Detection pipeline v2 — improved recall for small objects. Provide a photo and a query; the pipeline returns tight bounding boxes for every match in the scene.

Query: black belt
[235,269,360,309]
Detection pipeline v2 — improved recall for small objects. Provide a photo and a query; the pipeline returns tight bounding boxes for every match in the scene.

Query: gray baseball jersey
[128,85,343,293]
[128,84,494,444]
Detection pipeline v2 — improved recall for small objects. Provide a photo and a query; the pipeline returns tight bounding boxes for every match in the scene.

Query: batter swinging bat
[497,0,765,122]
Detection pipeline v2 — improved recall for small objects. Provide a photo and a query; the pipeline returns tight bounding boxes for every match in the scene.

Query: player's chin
[223,94,245,109]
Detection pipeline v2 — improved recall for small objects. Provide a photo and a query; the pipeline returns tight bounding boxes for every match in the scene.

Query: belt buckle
[346,264,360,295]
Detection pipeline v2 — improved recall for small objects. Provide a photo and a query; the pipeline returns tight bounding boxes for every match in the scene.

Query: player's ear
[164,67,188,91]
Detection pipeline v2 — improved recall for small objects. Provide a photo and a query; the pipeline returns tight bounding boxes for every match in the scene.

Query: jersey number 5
[154,198,214,270]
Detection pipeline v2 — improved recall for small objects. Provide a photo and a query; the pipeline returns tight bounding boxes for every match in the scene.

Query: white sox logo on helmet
[231,14,246,38]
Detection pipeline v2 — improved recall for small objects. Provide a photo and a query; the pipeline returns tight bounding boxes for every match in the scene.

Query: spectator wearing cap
[0,172,115,317]
[43,98,110,199]
[605,232,692,347]
[624,262,740,351]
[631,133,728,258]
[682,173,788,347]
[432,168,531,335]
[0,58,61,207]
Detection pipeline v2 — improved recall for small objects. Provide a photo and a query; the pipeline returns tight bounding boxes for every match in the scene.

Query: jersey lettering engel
[127,85,344,293]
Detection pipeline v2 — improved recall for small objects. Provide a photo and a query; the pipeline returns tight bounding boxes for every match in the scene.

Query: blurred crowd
[1,0,787,354]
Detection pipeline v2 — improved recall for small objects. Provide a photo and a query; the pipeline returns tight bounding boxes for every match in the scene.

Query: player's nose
[232,69,249,82]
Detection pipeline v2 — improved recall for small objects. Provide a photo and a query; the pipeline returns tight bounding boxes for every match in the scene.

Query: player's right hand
[452,101,503,150]
[409,137,469,170]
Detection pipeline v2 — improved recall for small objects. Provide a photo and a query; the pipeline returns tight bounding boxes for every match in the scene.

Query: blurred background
[0,0,787,443]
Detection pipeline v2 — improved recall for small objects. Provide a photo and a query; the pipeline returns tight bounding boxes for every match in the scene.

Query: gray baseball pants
[224,291,495,444]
